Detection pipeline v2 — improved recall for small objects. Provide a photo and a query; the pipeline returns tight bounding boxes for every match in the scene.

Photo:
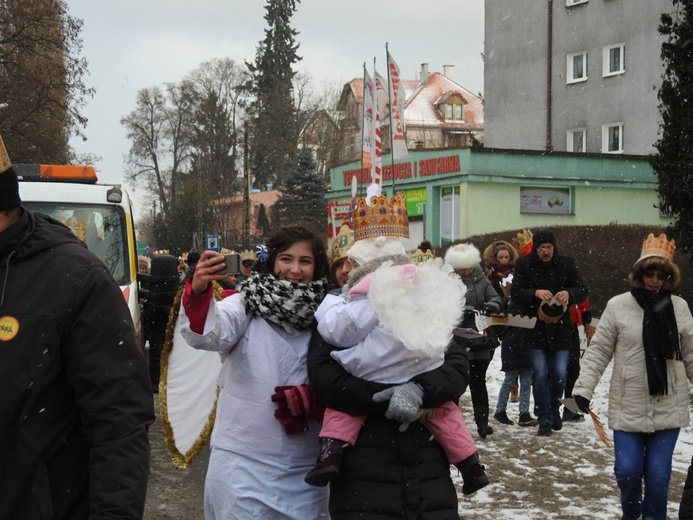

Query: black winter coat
[0,209,154,519]
[680,456,693,519]
[308,331,469,520]
[511,251,588,351]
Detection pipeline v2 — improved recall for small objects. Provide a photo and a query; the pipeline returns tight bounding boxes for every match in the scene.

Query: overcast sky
[67,0,485,217]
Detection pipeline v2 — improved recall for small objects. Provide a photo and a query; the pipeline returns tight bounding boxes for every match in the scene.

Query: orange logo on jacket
[0,316,19,341]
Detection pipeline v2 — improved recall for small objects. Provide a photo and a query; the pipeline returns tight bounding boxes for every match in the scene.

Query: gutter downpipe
[546,0,554,152]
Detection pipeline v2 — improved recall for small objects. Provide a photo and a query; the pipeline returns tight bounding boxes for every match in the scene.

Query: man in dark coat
[308,331,469,519]
[510,229,588,437]
[0,158,154,519]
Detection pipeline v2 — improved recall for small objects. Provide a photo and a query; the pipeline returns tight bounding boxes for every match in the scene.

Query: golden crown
[330,224,355,263]
[0,134,11,173]
[239,249,255,262]
[639,232,675,262]
[512,229,533,256]
[409,248,435,265]
[353,191,409,241]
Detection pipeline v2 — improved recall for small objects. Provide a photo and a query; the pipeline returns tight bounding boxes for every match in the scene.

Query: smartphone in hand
[218,253,241,275]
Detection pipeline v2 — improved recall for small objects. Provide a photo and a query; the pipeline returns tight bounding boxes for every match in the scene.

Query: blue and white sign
[205,235,221,252]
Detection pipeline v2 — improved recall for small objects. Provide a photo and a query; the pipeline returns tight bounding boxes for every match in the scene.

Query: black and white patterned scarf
[238,273,327,332]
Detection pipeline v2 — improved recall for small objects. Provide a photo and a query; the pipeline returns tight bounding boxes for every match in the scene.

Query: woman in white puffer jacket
[573,233,693,520]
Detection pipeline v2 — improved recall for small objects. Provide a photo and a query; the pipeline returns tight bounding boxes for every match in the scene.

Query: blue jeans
[526,349,569,425]
[495,368,533,415]
[613,428,680,520]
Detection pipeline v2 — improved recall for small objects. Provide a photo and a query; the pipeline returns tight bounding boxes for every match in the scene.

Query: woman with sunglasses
[572,233,693,520]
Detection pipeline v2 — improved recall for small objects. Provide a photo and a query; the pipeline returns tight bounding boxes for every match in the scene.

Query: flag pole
[386,42,396,195]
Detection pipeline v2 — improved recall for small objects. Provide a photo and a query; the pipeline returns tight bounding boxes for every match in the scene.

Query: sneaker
[562,409,586,423]
[537,424,552,436]
[304,453,342,487]
[477,424,494,439]
[518,412,538,427]
[493,411,514,425]
[552,410,563,431]
[461,463,490,495]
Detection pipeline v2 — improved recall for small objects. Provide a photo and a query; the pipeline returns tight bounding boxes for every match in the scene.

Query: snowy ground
[144,332,693,519]
[453,343,693,519]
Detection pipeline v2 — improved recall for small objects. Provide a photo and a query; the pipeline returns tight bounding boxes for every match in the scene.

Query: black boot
[455,452,490,495]
[493,411,514,425]
[477,422,494,439]
[305,437,346,487]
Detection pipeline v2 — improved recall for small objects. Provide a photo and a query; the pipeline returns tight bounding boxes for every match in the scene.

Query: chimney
[443,64,454,80]
[420,63,430,83]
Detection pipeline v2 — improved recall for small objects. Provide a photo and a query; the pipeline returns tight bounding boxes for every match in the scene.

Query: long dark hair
[256,225,330,281]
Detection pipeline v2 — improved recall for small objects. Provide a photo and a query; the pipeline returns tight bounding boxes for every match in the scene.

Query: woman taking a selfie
[178,225,331,519]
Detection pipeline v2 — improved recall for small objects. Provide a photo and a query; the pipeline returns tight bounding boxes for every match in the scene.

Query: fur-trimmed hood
[444,243,481,270]
[482,240,519,267]
[347,254,412,290]
[347,236,407,267]
[628,256,681,291]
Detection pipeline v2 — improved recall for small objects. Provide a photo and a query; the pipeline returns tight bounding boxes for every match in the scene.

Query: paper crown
[240,249,255,262]
[353,190,409,241]
[512,229,533,256]
[0,134,12,173]
[636,233,676,264]
[330,224,355,263]
[410,248,435,265]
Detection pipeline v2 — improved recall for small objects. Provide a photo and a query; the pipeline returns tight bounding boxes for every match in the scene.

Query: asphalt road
[144,398,208,520]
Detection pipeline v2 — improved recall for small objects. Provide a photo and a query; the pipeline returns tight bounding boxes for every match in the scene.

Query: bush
[443,224,693,316]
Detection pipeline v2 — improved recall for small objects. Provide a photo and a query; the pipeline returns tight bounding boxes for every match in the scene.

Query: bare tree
[0,0,93,163]
[121,82,196,219]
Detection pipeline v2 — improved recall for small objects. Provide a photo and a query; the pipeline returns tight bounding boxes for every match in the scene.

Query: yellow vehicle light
[39,164,98,183]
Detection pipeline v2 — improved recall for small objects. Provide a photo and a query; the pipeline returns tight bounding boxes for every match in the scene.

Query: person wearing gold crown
[572,233,693,520]
[0,138,154,518]
[328,224,355,291]
[307,185,482,517]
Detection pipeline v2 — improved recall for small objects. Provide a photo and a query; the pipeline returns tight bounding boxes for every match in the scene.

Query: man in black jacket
[0,152,154,518]
[511,229,588,437]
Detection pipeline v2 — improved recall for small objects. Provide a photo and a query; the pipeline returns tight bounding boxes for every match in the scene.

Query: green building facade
[327,147,670,249]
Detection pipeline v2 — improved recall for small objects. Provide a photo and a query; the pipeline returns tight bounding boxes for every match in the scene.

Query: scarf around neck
[630,287,681,396]
[237,273,327,332]
[488,263,514,285]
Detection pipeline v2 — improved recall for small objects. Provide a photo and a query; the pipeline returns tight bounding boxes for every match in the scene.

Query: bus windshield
[23,202,131,286]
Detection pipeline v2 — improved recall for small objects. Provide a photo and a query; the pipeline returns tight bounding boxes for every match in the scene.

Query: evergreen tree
[273,147,326,232]
[651,0,693,256]
[246,0,301,190]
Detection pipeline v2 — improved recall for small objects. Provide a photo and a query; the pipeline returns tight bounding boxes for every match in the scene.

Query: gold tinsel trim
[159,282,223,469]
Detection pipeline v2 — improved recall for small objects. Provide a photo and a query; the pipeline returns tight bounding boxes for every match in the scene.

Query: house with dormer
[336,64,484,165]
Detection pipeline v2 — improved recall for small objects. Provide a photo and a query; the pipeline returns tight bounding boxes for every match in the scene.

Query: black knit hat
[0,167,21,211]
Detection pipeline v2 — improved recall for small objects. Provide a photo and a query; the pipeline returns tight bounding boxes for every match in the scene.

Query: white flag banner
[387,51,409,160]
[372,67,383,185]
[361,68,375,170]
[374,71,389,117]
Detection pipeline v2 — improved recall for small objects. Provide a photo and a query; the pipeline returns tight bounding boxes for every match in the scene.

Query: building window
[567,128,586,152]
[566,0,588,6]
[602,122,624,153]
[443,102,464,121]
[567,51,588,83]
[603,43,625,77]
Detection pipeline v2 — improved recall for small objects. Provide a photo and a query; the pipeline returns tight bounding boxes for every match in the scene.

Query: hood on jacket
[628,256,681,291]
[444,243,481,270]
[482,240,519,267]
[347,253,412,290]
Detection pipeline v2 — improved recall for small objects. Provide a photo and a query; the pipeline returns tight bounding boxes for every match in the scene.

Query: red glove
[273,405,309,435]
[271,384,325,423]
